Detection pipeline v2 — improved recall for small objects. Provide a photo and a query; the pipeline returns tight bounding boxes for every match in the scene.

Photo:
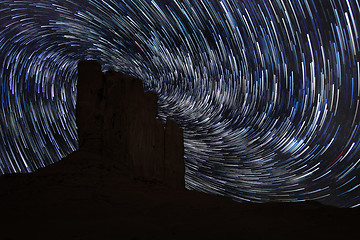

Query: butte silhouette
[0,60,358,240]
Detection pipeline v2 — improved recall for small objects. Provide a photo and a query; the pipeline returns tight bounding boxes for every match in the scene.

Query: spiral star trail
[1,0,360,207]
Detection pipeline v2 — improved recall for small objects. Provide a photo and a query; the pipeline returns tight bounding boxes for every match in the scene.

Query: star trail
[1,0,360,207]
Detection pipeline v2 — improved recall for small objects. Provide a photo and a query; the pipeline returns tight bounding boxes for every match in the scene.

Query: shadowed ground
[0,150,358,240]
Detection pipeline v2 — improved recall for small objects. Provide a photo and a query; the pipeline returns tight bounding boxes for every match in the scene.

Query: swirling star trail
[1,0,360,207]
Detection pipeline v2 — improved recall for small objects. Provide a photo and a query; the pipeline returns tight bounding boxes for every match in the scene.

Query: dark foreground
[0,151,358,240]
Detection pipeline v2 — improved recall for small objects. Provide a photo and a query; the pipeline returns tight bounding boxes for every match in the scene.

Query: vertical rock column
[102,71,135,169]
[76,60,104,153]
[164,118,185,189]
[102,71,166,181]
[129,91,165,181]
[76,60,185,188]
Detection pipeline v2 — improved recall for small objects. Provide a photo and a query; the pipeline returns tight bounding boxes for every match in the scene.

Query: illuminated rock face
[76,60,184,188]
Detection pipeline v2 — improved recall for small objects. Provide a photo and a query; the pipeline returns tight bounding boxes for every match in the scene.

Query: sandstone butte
[76,60,184,189]
[0,60,358,240]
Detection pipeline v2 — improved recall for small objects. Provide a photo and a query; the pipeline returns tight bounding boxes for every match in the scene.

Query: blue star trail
[1,0,360,207]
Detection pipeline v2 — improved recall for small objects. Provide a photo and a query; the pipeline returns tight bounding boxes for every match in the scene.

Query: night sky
[1,0,360,208]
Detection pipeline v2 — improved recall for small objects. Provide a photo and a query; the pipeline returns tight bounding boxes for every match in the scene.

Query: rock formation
[76,60,184,188]
[0,61,358,240]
